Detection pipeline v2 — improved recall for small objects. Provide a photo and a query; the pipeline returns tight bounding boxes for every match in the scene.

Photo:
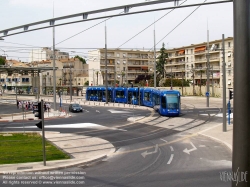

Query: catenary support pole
[232,1,250,186]
[105,23,108,104]
[222,34,226,132]
[70,63,72,102]
[206,29,210,107]
[154,29,156,88]
[41,99,46,166]
[52,25,56,111]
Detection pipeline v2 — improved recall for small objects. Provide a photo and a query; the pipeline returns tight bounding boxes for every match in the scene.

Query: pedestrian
[17,100,19,109]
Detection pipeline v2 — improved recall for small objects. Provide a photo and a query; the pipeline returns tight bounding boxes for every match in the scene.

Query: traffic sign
[206,92,210,97]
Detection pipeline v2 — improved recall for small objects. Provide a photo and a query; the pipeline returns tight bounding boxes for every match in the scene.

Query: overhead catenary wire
[55,10,126,46]
[152,0,208,50]
[117,0,187,49]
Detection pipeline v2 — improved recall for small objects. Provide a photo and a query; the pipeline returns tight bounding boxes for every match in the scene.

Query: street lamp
[69,63,73,102]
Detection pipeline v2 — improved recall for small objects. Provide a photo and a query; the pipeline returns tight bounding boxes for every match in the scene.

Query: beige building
[88,49,154,86]
[165,37,234,90]
[87,37,233,92]
[38,58,88,95]
[0,60,32,92]
[28,47,69,62]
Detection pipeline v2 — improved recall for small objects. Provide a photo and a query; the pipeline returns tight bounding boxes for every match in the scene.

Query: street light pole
[206,29,210,107]
[105,23,108,103]
[52,22,56,111]
[222,34,226,132]
[171,66,173,90]
[69,63,72,102]
[154,29,156,88]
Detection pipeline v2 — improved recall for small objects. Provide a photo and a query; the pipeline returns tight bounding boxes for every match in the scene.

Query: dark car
[69,104,83,113]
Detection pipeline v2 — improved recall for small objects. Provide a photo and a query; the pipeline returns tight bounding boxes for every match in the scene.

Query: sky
[0,0,233,62]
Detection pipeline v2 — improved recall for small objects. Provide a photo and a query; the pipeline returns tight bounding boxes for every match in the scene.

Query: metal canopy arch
[0,66,58,74]
[0,0,232,38]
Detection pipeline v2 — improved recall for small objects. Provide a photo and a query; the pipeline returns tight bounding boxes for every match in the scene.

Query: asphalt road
[0,103,232,187]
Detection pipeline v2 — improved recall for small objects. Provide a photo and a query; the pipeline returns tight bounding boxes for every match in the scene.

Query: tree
[96,71,99,85]
[156,43,168,81]
[84,81,89,86]
[121,71,125,86]
[135,74,151,84]
[74,55,86,64]
[0,57,5,65]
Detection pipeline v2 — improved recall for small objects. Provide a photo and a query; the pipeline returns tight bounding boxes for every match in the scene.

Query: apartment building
[0,60,32,92]
[38,58,88,95]
[28,47,69,62]
[165,37,233,89]
[88,49,154,86]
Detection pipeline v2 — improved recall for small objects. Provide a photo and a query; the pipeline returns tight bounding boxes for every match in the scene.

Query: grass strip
[0,133,70,164]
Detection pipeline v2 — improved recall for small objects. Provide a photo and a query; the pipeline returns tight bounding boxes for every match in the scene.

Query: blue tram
[141,88,154,107]
[85,86,181,117]
[127,87,139,105]
[113,87,127,103]
[157,90,181,117]
[86,86,114,102]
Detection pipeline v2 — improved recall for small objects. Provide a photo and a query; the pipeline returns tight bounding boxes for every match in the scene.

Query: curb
[198,124,232,151]
[0,155,108,174]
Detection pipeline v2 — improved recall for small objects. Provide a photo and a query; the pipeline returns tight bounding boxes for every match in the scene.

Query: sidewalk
[0,131,115,174]
[0,95,233,173]
[0,109,71,122]
[198,123,233,151]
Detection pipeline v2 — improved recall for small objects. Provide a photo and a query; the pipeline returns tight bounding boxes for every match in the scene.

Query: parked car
[69,104,83,113]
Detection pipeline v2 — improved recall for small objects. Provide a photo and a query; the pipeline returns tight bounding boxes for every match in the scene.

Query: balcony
[165,61,185,66]
[127,62,149,66]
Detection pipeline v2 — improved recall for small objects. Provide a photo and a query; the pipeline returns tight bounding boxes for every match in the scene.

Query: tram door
[97,90,102,101]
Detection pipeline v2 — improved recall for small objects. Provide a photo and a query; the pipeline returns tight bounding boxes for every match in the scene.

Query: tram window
[161,96,167,109]
[90,90,97,96]
[166,94,178,109]
[116,91,125,98]
[144,92,150,101]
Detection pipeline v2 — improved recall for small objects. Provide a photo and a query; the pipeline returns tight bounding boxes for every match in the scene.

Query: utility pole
[181,70,184,95]
[222,34,226,132]
[114,65,116,87]
[105,22,108,104]
[211,65,214,97]
[154,29,156,88]
[200,69,202,96]
[206,29,210,107]
[52,4,56,111]
[171,66,173,90]
[69,63,72,102]
[192,71,195,95]
[233,1,250,185]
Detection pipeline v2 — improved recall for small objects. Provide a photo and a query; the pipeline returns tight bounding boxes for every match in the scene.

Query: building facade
[165,37,233,90]
[88,49,154,86]
[28,47,69,62]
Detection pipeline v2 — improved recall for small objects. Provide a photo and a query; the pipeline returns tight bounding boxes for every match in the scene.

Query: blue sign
[206,92,210,97]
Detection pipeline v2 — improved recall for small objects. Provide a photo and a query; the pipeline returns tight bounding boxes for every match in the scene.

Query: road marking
[200,113,234,118]
[167,154,174,164]
[160,138,168,143]
[183,142,197,155]
[8,123,127,131]
[207,110,219,112]
[170,146,174,152]
[141,144,159,158]
[96,110,100,113]
[199,145,206,148]
[108,110,132,114]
